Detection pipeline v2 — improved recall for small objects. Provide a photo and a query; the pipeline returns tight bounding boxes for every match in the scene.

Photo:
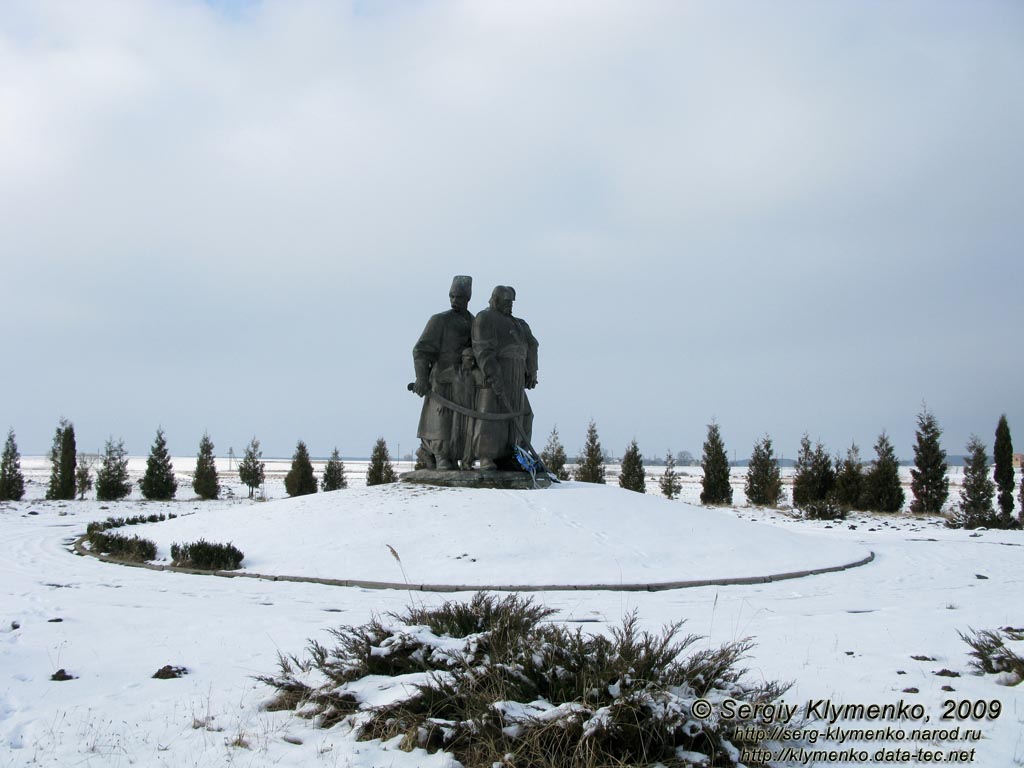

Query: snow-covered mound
[137,482,872,587]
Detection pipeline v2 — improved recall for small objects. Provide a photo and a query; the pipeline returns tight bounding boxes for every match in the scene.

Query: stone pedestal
[399,469,552,489]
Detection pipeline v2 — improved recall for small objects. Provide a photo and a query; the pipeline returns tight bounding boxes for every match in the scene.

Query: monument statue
[412,275,476,470]
[408,279,553,487]
[471,285,539,470]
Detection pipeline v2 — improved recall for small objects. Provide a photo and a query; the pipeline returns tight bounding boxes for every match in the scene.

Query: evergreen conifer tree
[75,456,93,500]
[700,421,732,505]
[833,443,864,511]
[791,434,814,508]
[285,440,318,497]
[954,435,996,529]
[618,439,646,493]
[0,429,26,501]
[46,425,62,500]
[659,451,682,500]
[993,414,1014,524]
[140,427,177,501]
[238,437,265,498]
[860,432,904,513]
[811,440,835,502]
[59,421,76,500]
[1019,464,1024,528]
[792,434,834,507]
[95,437,132,501]
[192,433,220,500]
[909,407,949,514]
[540,426,570,481]
[46,419,77,501]
[744,435,782,507]
[573,421,606,484]
[366,437,397,486]
[321,447,348,491]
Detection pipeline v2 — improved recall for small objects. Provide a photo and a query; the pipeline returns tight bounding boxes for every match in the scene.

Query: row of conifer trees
[2,412,1018,528]
[535,410,1021,530]
[0,422,403,502]
[279,437,399,497]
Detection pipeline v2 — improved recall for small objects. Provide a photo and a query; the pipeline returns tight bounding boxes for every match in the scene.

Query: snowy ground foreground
[1,459,1022,766]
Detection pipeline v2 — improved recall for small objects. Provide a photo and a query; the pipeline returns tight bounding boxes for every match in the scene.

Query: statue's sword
[406,383,560,484]
[406,383,523,421]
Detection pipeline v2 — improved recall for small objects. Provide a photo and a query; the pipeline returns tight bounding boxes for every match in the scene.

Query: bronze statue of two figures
[411,276,549,481]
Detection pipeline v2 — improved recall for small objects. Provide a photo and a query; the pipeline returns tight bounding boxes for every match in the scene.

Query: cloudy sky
[2,0,1021,463]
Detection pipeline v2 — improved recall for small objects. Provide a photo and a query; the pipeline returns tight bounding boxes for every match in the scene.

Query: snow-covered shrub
[87,517,124,534]
[259,593,789,767]
[260,593,553,713]
[960,626,1024,684]
[402,591,554,649]
[86,530,157,562]
[798,500,847,521]
[170,539,244,570]
[86,512,176,535]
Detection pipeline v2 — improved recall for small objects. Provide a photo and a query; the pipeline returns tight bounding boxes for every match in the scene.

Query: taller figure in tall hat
[411,275,477,469]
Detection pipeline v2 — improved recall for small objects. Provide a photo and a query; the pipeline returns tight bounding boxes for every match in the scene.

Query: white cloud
[1,0,1022,459]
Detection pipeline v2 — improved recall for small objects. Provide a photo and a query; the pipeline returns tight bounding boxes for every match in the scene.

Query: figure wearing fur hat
[411,276,477,469]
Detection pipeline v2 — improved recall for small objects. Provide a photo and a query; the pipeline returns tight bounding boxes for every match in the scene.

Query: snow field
[1,458,1021,766]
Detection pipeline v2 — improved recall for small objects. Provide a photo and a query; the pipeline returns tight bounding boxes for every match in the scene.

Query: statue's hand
[490,378,505,397]
[413,379,430,397]
[525,372,538,390]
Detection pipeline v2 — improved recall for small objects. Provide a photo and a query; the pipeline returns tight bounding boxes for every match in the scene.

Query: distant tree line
[736,407,1018,528]
[0,420,416,502]
[3,410,1019,530]
[535,408,1020,529]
